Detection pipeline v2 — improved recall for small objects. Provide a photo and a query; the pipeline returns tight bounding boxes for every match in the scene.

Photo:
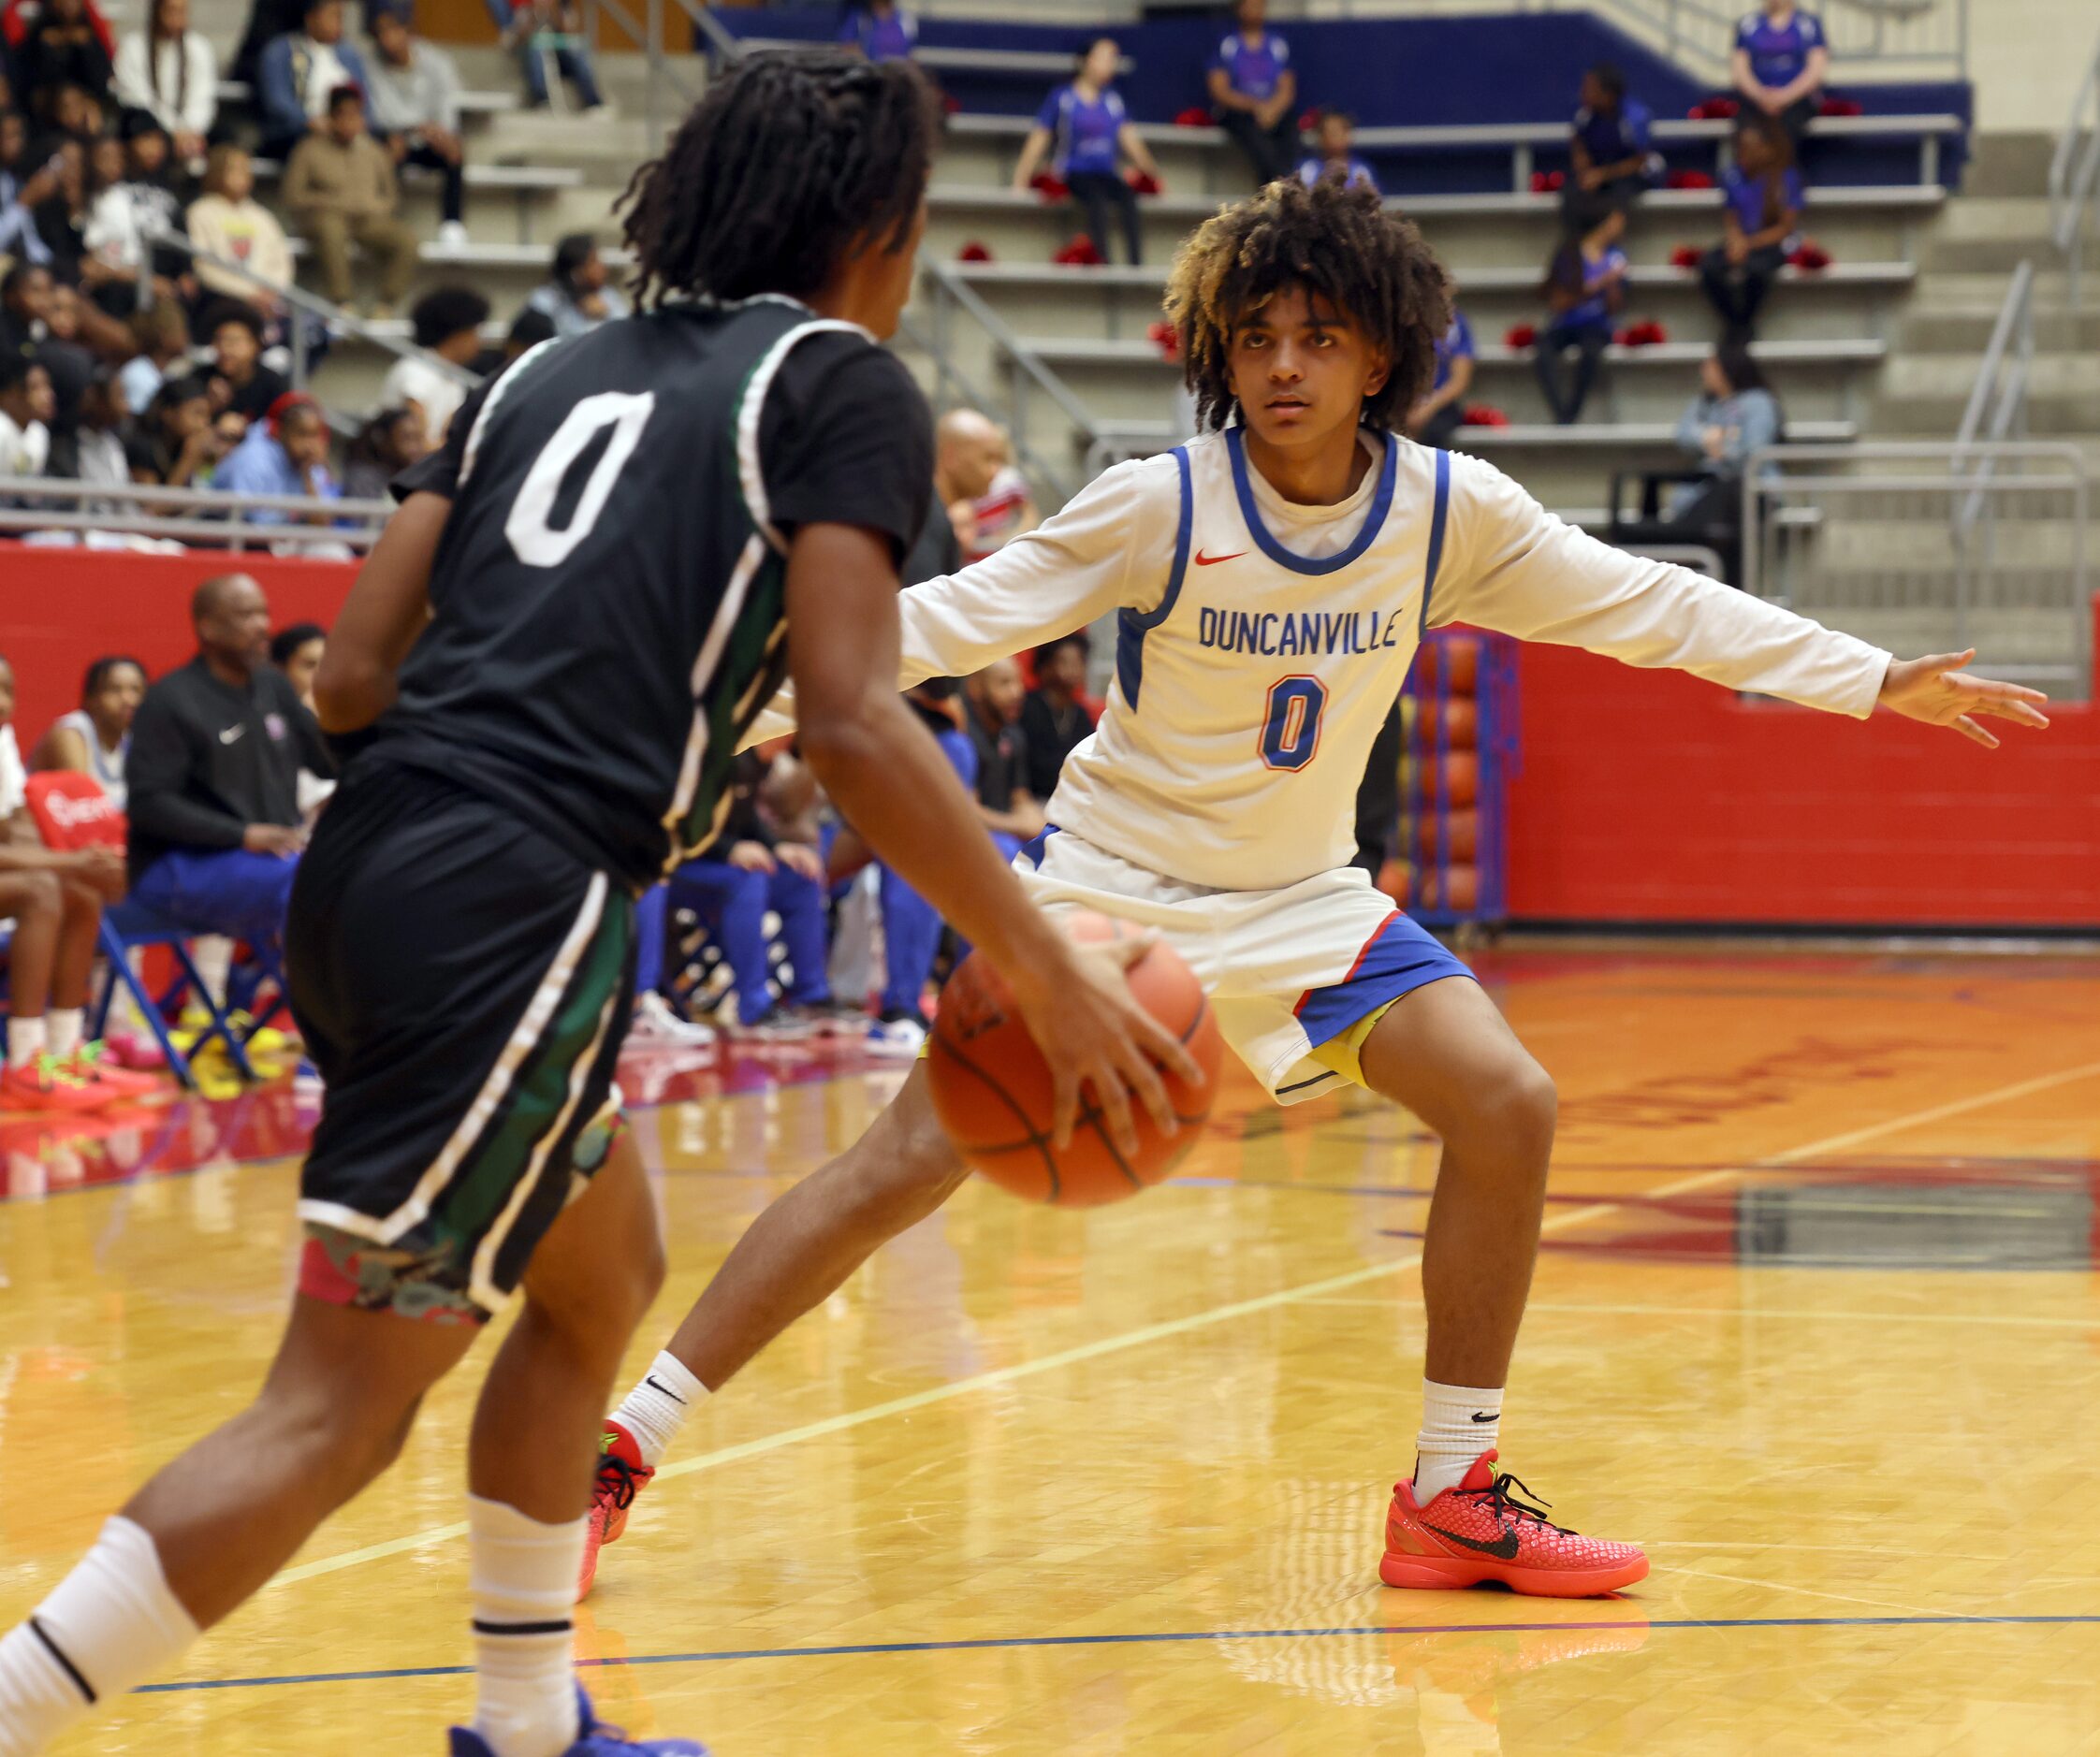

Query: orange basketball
[1421,864,1480,912]
[926,913,1220,1206]
[1422,636,1480,695]
[1431,697,1478,749]
[1415,807,1479,862]
[1422,751,1480,806]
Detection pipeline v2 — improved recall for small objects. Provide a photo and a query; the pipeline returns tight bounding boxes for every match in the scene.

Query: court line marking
[137,1611,2100,1695]
[268,1054,2100,1592]
[1296,1298,2100,1331]
[1657,1562,1943,1619]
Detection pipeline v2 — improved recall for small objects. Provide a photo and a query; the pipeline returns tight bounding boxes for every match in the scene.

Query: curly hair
[1162,177,1451,435]
[620,50,941,309]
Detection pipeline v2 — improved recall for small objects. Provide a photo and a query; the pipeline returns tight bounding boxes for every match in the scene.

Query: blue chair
[90,900,262,1088]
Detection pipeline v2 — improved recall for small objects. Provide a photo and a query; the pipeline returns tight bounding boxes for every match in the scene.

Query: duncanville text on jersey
[1198,605,1407,658]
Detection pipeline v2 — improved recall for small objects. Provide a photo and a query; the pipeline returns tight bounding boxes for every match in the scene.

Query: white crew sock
[1412,1379,1503,1502]
[0,1516,200,1757]
[6,1017,46,1070]
[45,1009,82,1059]
[609,1351,707,1469]
[469,1495,587,1757]
[192,937,233,1009]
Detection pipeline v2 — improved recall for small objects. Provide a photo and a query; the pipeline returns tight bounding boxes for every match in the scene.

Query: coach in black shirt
[127,574,332,945]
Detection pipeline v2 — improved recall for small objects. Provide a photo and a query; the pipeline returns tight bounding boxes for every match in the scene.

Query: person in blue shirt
[1699,115,1803,340]
[1563,63,1657,235]
[255,0,371,159]
[1534,216,1626,424]
[214,391,343,522]
[838,0,916,65]
[1013,36,1166,265]
[1206,0,1297,188]
[1297,109,1377,196]
[1731,1,1829,150]
[1667,341,1784,543]
[1408,302,1473,447]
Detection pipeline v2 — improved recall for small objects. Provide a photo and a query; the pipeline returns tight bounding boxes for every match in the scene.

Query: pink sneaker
[104,1031,168,1072]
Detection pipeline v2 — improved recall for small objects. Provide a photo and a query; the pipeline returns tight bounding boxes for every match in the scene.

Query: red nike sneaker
[1379,1450,1647,1598]
[577,1420,654,1602]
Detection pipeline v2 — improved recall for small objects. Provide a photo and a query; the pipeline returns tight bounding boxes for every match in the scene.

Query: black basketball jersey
[369,296,931,890]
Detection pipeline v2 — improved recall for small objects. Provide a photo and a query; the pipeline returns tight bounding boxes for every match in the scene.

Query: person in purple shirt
[1013,36,1165,265]
[1534,218,1626,424]
[838,0,916,65]
[1296,109,1377,196]
[1206,0,1297,187]
[1408,303,1473,447]
[1699,115,1803,339]
[1731,1,1829,149]
[1564,63,1658,235]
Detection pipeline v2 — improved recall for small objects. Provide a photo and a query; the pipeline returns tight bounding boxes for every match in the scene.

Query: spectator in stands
[963,658,1044,854]
[381,283,485,440]
[1408,298,1474,447]
[0,350,51,474]
[15,0,113,114]
[35,78,104,149]
[1700,114,1801,340]
[1534,217,1625,425]
[214,388,339,517]
[933,407,1028,561]
[1019,632,1095,803]
[341,401,424,499]
[116,296,187,411]
[228,0,303,90]
[125,573,328,958]
[488,0,604,112]
[1297,109,1375,195]
[1564,62,1656,235]
[114,0,214,166]
[203,300,287,426]
[1732,0,1827,151]
[0,652,129,1111]
[1,260,49,360]
[29,135,88,279]
[1,107,56,265]
[269,620,323,706]
[284,82,416,315]
[838,0,916,65]
[1668,339,1782,525]
[256,0,370,159]
[502,301,554,363]
[80,131,151,312]
[185,144,294,316]
[136,368,219,486]
[55,360,126,497]
[1013,37,1163,268]
[1207,0,1296,189]
[33,279,103,474]
[32,652,143,808]
[523,232,627,338]
[367,7,468,250]
[966,442,1034,561]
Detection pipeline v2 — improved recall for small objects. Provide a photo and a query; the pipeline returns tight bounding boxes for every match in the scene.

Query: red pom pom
[1029,170,1069,203]
[1125,168,1160,196]
[1146,320,1181,362]
[1298,109,1319,132]
[1689,97,1740,121]
[1528,169,1567,193]
[1174,105,1213,127]
[1614,319,1667,347]
[957,240,992,263]
[1052,234,1103,267]
[1819,94,1862,117]
[1670,243,1703,270]
[1503,323,1538,350]
[942,93,962,116]
[1666,168,1715,190]
[1787,240,1832,272]
[1460,404,1509,428]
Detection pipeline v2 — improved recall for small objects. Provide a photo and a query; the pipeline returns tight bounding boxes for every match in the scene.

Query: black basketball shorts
[285,762,635,1323]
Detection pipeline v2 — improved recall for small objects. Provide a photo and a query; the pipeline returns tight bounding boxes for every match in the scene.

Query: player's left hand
[1878,649,2050,749]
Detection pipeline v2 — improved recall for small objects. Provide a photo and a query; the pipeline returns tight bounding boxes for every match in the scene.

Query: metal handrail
[0,476,392,551]
[1951,261,2034,542]
[2048,25,2100,308]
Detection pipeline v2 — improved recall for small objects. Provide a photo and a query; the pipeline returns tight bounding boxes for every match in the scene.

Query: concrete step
[1959,135,2060,200]
[1898,308,2100,353]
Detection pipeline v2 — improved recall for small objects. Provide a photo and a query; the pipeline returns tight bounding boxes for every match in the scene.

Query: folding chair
[91,900,260,1088]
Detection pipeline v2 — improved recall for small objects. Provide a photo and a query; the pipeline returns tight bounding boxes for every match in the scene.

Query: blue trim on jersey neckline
[1115,445,1193,710]
[1224,427,1396,577]
[1418,449,1451,638]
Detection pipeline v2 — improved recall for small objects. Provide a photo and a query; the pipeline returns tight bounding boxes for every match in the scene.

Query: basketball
[926,913,1221,1206]
[1422,750,1480,806]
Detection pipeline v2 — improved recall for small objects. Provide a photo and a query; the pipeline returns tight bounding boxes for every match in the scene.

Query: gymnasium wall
[5,545,2092,930]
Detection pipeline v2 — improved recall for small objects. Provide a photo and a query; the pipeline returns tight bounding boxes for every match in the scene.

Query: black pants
[1699,242,1786,340]
[1221,108,1300,187]
[1067,170,1142,265]
[1413,400,1466,449]
[1534,323,1609,424]
[1559,174,1645,235]
[1772,94,1818,153]
[1351,700,1405,875]
[397,137,466,225]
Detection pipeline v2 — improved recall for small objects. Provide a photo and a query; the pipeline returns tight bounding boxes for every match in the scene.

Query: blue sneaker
[448,1686,707,1755]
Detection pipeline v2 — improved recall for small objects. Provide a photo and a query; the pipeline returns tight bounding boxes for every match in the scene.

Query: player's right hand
[1008,935,1206,1158]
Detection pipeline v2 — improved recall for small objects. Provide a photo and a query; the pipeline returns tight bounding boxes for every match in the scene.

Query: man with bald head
[125,574,333,953]
[934,408,1035,563]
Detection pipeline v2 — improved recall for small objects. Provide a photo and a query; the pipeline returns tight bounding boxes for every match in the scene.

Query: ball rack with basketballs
[1384,631,1519,936]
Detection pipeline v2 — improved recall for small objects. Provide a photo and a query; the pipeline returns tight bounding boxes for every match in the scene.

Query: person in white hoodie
[0,356,55,482]
[114,0,218,164]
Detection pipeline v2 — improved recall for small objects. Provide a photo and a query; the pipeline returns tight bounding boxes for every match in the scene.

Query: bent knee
[0,869,63,919]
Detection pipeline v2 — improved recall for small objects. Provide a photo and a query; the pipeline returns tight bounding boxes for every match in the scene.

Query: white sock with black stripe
[0,1516,199,1756]
[469,1496,587,1757]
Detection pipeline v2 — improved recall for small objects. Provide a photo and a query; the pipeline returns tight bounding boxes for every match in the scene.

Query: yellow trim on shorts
[1303,999,1398,1090]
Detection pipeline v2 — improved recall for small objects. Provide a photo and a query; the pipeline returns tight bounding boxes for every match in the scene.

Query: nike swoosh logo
[645,1375,688,1405]
[1420,1519,1522,1561]
[1193,549,1246,566]
[218,724,246,744]
[1471,1411,1498,1423]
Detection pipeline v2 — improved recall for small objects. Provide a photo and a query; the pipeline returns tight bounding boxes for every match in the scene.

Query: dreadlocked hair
[1163,177,1452,435]
[620,50,941,308]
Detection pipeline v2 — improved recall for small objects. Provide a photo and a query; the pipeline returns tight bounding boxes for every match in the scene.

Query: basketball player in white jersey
[581,177,2048,1600]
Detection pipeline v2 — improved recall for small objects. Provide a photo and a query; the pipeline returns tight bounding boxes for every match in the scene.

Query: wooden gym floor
[4,945,2099,1755]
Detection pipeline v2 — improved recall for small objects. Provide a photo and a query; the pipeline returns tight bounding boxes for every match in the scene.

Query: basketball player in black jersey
[0,53,1196,1757]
